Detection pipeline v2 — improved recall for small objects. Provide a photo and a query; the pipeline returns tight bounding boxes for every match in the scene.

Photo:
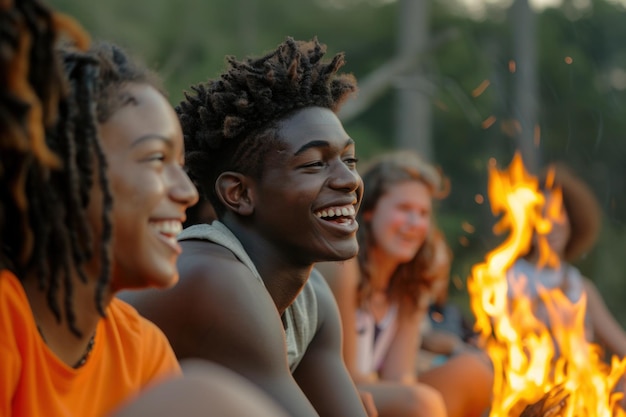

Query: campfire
[467,153,626,417]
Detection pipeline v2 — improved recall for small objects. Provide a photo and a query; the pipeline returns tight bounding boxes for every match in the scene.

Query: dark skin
[122,106,370,417]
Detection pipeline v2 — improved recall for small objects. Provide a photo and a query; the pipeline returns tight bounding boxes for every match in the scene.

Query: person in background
[319,150,493,417]
[121,37,376,417]
[507,162,626,359]
[1,29,200,414]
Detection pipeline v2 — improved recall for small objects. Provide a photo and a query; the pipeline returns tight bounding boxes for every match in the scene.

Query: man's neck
[222,219,313,315]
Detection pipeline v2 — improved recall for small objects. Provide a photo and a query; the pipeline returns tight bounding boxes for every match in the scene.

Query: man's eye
[344,157,359,167]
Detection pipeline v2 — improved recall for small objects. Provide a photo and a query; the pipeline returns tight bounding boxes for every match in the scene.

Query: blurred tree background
[50,0,626,325]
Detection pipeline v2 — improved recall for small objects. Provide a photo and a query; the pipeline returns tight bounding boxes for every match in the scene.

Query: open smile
[149,219,183,254]
[313,204,358,234]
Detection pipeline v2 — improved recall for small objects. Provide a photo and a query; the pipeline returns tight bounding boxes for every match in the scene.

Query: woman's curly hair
[176,37,358,218]
[355,151,450,311]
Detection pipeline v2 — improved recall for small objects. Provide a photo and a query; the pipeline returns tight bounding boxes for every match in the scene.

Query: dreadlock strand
[66,60,99,275]
[45,225,65,323]
[23,0,58,120]
[73,59,103,288]
[12,4,59,169]
[2,0,90,278]
[14,156,35,263]
[62,249,82,337]
[93,137,112,318]
[21,156,52,289]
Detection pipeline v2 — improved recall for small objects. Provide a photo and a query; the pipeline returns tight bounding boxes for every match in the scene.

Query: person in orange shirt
[0,7,197,412]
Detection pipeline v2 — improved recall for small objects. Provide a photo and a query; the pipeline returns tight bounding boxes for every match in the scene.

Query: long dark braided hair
[177,37,358,219]
[1,0,89,264]
[1,0,92,336]
[1,1,162,337]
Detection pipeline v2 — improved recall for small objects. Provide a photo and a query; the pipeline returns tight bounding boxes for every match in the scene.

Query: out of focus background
[50,0,626,323]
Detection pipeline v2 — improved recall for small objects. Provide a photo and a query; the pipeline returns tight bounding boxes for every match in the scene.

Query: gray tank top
[178,221,318,371]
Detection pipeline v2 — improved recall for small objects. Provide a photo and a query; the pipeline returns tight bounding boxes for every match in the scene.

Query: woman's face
[98,83,198,291]
[367,180,432,263]
[542,192,571,258]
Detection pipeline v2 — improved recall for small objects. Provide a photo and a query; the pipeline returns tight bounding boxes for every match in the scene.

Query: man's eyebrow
[130,134,174,148]
[294,138,354,156]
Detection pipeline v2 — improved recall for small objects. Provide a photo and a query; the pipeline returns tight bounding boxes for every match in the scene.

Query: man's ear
[215,172,255,216]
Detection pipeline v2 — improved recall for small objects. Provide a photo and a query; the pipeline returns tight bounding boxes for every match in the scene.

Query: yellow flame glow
[468,153,626,417]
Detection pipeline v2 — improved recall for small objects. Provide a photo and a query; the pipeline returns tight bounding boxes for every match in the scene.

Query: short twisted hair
[177,37,358,218]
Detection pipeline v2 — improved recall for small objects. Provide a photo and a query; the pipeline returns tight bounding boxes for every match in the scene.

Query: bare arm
[421,329,470,356]
[123,241,320,417]
[378,305,423,384]
[583,278,626,357]
[317,259,375,383]
[293,269,369,417]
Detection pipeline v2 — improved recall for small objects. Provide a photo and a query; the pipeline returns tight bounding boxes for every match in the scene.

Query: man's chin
[323,245,359,262]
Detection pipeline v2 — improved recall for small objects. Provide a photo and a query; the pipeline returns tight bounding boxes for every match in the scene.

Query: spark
[482,115,497,129]
[462,221,476,234]
[472,79,491,97]
[509,60,517,73]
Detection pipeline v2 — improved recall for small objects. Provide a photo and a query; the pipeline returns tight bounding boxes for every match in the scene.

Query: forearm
[351,371,379,385]
[421,330,468,356]
[379,313,421,383]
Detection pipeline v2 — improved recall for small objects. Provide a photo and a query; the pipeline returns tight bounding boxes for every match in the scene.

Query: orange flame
[468,153,626,417]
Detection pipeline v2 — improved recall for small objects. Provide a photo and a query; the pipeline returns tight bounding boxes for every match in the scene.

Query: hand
[358,389,378,417]
[519,385,569,417]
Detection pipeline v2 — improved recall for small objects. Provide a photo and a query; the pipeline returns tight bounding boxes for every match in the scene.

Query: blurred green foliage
[50,0,626,325]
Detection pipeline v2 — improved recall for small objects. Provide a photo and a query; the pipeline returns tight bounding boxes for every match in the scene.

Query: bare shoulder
[307,267,344,341]
[176,239,281,326]
[122,239,285,366]
[126,240,270,314]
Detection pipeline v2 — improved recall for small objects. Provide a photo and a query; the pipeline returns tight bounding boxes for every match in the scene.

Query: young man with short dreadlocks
[123,37,374,417]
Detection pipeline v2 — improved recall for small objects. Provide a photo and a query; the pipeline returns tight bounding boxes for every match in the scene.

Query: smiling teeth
[149,220,183,236]
[315,205,356,218]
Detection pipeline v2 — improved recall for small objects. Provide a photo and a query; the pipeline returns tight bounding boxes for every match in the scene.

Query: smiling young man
[121,38,373,417]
